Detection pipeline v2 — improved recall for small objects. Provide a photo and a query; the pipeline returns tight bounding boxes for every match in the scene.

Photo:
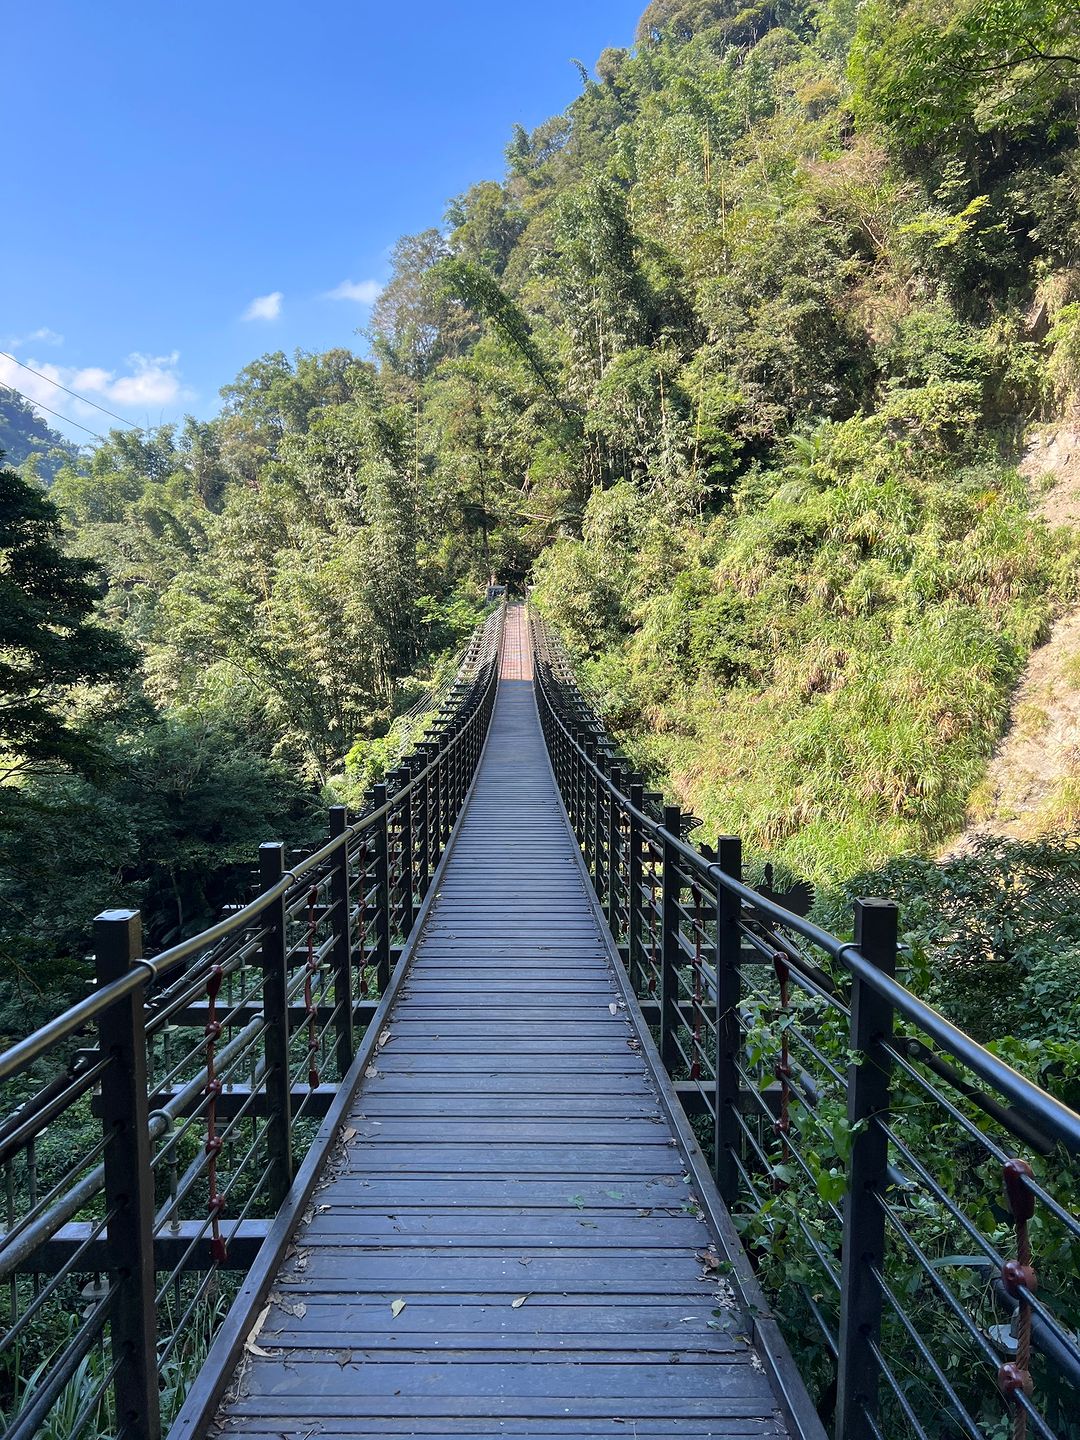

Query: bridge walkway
[213,606,790,1439]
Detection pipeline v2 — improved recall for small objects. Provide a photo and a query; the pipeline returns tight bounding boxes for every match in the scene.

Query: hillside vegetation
[0,387,78,480]
[521,0,1080,888]
[3,0,1080,1054]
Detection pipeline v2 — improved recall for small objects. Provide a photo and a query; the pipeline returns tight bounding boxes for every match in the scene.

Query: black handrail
[530,607,1080,1440]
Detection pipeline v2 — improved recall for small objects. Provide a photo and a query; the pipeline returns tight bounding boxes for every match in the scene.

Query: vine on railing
[531,608,1080,1440]
[0,605,504,1440]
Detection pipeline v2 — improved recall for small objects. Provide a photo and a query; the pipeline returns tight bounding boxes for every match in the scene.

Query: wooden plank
[225,1397,781,1420]
[261,1302,741,1334]
[221,1422,782,1438]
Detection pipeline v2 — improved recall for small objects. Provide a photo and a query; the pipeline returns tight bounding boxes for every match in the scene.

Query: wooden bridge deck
[214,607,790,1439]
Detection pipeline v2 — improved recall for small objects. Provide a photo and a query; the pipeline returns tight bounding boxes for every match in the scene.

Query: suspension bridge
[1,603,1078,1440]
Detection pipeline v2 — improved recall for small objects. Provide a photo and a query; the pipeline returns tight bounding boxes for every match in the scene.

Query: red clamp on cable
[204,1020,222,1041]
[308,1066,320,1090]
[210,1234,229,1264]
[772,953,790,986]
[205,1134,224,1157]
[207,1192,226,1216]
[775,1060,792,1080]
[205,1076,223,1098]
[774,1115,791,1135]
[206,964,224,1002]
[998,1363,1033,1397]
[1002,1259,1037,1297]
[1004,1158,1036,1223]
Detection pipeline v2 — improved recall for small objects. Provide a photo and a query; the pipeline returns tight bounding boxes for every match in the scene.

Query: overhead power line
[0,382,108,443]
[0,350,142,431]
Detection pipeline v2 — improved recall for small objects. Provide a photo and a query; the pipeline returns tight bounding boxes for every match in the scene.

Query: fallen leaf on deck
[244,1303,272,1356]
[511,1294,530,1308]
[391,1298,407,1317]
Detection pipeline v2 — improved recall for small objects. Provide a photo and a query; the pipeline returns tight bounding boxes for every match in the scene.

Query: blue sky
[1,1,639,443]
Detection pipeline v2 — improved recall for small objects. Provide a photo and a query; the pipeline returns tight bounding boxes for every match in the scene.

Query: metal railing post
[371,783,392,991]
[439,735,451,844]
[328,806,354,1077]
[390,769,415,938]
[660,805,683,1073]
[713,835,742,1205]
[427,741,441,875]
[584,739,597,877]
[575,729,587,839]
[593,749,607,897]
[259,843,294,1206]
[836,898,898,1440]
[432,740,443,851]
[412,756,430,900]
[627,776,645,992]
[450,718,463,816]
[607,764,624,936]
[94,909,162,1440]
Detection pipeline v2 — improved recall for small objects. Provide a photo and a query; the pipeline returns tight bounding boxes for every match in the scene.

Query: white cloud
[4,326,64,349]
[0,353,66,411]
[243,291,283,321]
[325,278,381,305]
[0,350,188,429]
[89,352,184,407]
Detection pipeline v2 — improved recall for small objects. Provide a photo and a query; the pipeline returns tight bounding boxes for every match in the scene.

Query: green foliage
[0,716,319,1042]
[536,425,1064,886]
[852,0,1080,143]
[1047,301,1080,415]
[0,466,133,797]
[0,388,79,482]
[825,836,1080,1066]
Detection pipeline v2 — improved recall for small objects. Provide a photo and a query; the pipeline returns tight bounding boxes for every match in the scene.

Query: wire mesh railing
[531,608,1080,1440]
[0,604,505,1440]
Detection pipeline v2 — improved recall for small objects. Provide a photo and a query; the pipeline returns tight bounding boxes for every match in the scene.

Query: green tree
[852,0,1080,142]
[0,465,132,797]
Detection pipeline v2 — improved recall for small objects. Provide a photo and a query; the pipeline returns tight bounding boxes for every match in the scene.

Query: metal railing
[0,604,504,1440]
[531,609,1080,1440]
